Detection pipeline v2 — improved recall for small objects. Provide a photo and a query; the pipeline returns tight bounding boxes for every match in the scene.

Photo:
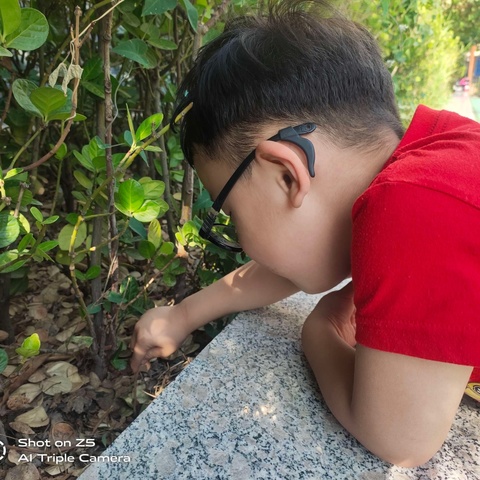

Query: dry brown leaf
[0,329,9,342]
[42,376,73,395]
[89,372,101,389]
[55,326,77,343]
[7,448,23,466]
[51,422,76,443]
[6,461,41,478]
[45,361,78,378]
[28,370,47,383]
[28,304,48,321]
[14,405,50,428]
[9,420,36,435]
[7,384,42,410]
[1,365,17,377]
[44,463,73,476]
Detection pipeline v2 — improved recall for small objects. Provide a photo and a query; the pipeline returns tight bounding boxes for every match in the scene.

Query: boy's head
[173,0,403,169]
[173,0,404,292]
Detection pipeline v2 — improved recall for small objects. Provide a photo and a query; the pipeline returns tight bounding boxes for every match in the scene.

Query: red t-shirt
[351,105,480,383]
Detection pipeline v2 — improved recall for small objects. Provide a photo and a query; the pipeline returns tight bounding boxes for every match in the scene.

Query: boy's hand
[129,304,189,373]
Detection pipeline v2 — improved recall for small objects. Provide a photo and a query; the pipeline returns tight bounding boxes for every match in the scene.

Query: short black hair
[172,0,404,168]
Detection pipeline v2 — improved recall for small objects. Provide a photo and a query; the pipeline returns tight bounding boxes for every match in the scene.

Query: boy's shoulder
[364,105,480,210]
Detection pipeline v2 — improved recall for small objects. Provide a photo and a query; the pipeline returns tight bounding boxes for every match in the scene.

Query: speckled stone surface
[79,290,480,480]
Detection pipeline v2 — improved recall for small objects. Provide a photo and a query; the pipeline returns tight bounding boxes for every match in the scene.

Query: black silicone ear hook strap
[210,122,317,214]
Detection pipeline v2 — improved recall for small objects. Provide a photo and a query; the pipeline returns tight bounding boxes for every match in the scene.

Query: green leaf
[107,291,125,304]
[138,240,156,259]
[12,79,42,117]
[5,167,24,180]
[73,150,95,172]
[30,206,43,223]
[0,250,18,267]
[146,38,177,50]
[54,143,67,160]
[74,170,93,190]
[0,0,21,38]
[0,46,12,57]
[126,104,136,145]
[47,87,85,122]
[148,219,162,248]
[111,356,128,371]
[82,80,105,99]
[0,212,20,248]
[17,232,34,253]
[5,186,33,208]
[141,179,165,199]
[87,304,101,314]
[82,55,103,81]
[136,113,164,141]
[181,0,198,32]
[142,0,177,16]
[159,241,174,255]
[37,240,58,253]
[128,218,147,238]
[154,252,174,270]
[15,332,41,360]
[57,222,87,251]
[85,265,101,280]
[5,8,49,51]
[1,258,27,274]
[30,87,67,121]
[43,215,59,225]
[112,39,157,68]
[115,179,144,216]
[0,348,8,374]
[133,200,161,222]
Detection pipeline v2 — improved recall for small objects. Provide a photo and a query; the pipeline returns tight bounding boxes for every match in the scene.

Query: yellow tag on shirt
[465,383,480,402]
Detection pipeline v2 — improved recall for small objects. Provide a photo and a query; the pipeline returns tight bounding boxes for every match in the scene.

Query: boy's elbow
[369,440,441,468]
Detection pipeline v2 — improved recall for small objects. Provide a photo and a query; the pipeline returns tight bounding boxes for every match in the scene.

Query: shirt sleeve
[351,181,480,369]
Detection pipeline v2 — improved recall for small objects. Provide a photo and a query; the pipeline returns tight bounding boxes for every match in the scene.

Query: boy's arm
[130,260,299,372]
[302,283,473,468]
[180,260,300,332]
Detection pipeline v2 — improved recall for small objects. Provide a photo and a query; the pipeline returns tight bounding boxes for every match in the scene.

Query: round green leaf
[12,79,42,117]
[140,179,165,199]
[115,179,144,216]
[0,0,21,38]
[85,265,101,280]
[133,200,161,223]
[0,212,20,248]
[30,87,67,120]
[138,240,156,259]
[58,222,87,251]
[5,8,49,51]
[0,348,8,374]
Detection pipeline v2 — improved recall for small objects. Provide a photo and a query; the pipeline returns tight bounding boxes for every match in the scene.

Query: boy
[130,0,480,467]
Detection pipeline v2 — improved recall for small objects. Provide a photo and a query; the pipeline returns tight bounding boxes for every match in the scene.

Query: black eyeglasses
[199,123,317,252]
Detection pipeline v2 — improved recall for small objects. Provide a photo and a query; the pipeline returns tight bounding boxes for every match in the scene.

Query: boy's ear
[255,139,312,208]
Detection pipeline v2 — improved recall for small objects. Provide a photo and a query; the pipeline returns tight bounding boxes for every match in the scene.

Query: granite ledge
[79,289,480,480]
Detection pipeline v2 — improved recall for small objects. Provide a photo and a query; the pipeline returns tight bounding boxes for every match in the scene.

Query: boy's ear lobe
[255,139,311,208]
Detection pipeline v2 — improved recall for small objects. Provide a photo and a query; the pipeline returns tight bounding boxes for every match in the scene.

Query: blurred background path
[445,92,478,121]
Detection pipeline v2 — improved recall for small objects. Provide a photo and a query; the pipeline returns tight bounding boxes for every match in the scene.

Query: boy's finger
[130,346,164,373]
